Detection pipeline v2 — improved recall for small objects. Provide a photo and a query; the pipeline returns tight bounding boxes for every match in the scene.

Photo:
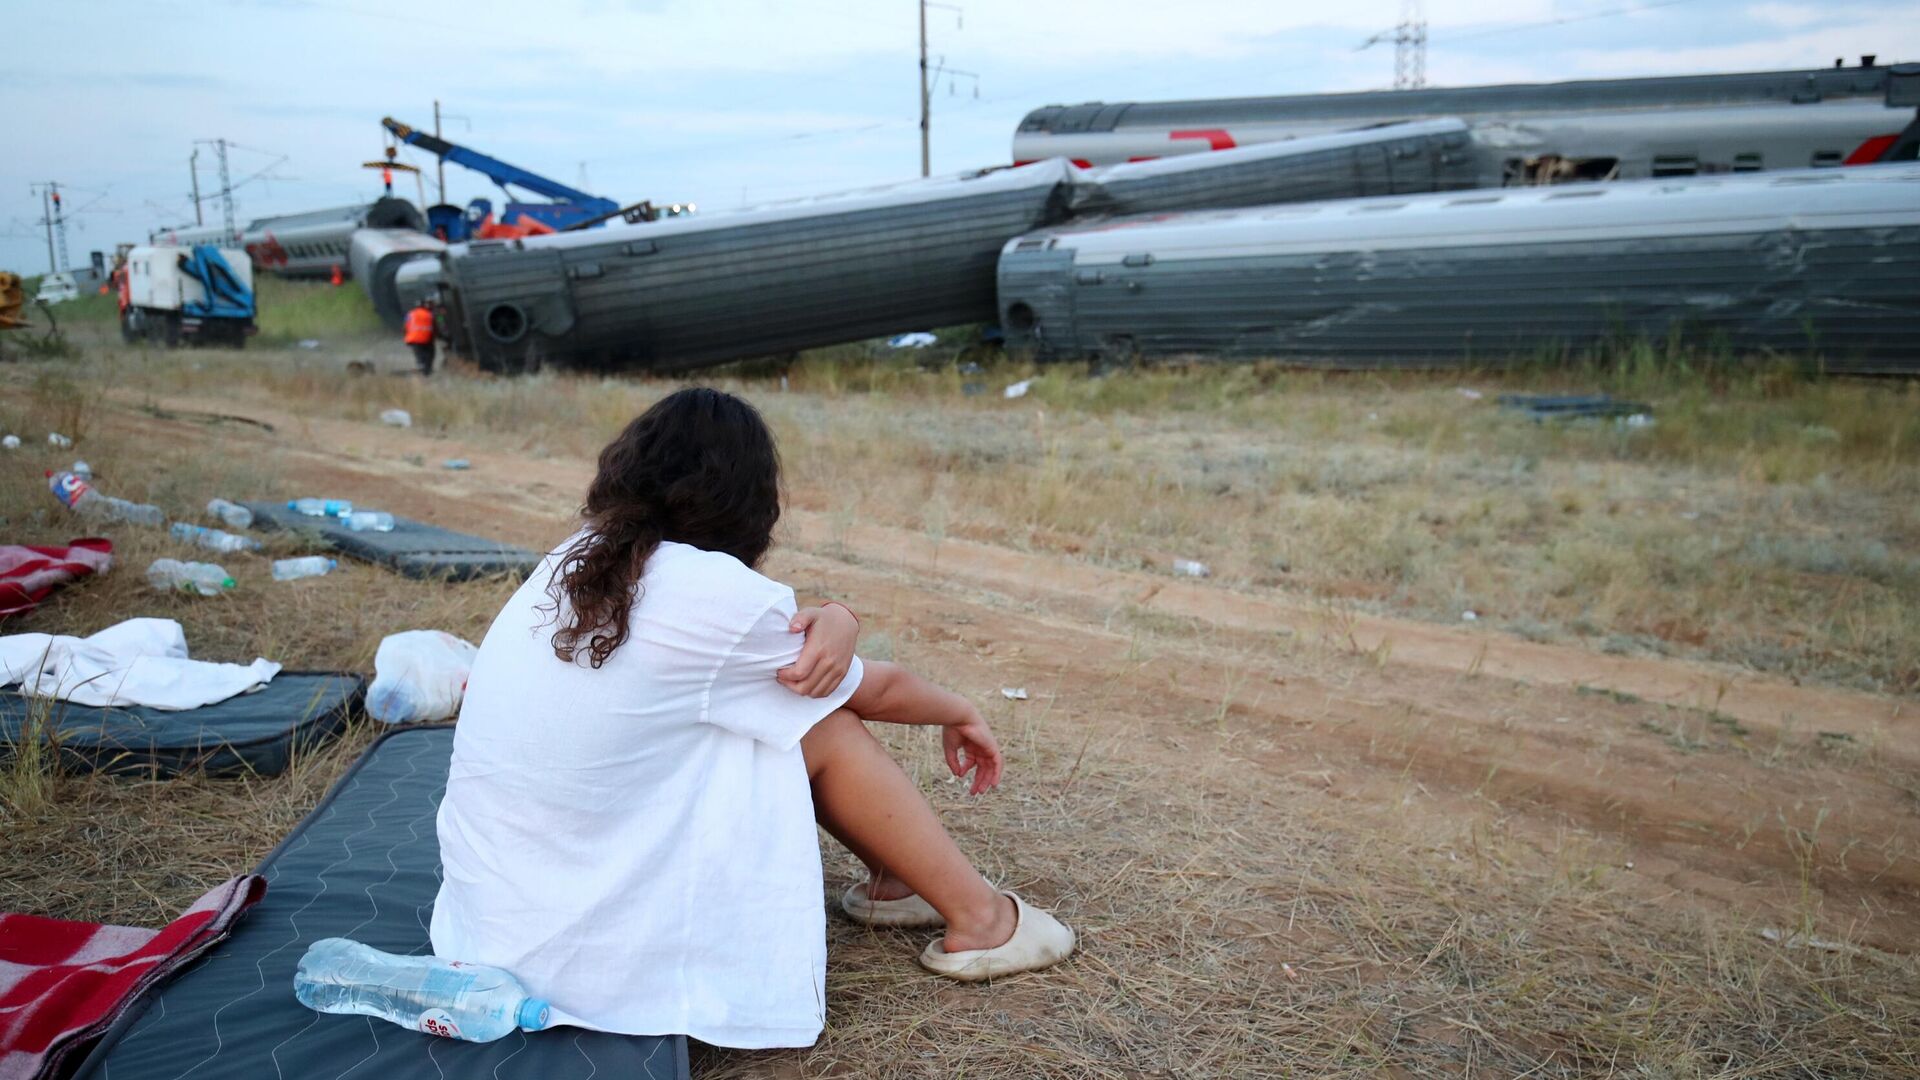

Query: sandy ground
[112,382,1918,958]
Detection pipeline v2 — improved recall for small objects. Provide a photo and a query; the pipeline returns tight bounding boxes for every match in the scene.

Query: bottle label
[418,1008,462,1039]
[49,472,89,510]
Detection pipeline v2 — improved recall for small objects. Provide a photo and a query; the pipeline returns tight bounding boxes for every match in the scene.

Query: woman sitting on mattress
[430,387,1073,1050]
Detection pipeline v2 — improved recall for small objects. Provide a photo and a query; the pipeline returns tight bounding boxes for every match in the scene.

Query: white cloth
[430,540,863,1049]
[0,617,280,710]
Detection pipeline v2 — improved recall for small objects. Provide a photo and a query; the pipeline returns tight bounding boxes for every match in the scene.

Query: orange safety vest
[403,306,435,345]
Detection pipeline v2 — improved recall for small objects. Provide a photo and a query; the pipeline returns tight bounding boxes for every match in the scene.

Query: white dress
[430,539,864,1049]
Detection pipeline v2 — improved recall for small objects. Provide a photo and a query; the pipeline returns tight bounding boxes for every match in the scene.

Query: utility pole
[35,185,56,274]
[918,1,969,177]
[918,0,930,177]
[1394,0,1428,90]
[1358,0,1428,91]
[195,138,237,245]
[189,149,203,226]
[433,99,447,204]
[31,182,70,275]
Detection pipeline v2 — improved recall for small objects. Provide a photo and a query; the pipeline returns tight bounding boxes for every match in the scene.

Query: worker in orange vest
[404,299,437,376]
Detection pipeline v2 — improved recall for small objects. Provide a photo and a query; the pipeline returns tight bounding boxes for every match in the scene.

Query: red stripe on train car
[1169,129,1237,151]
[1843,134,1900,165]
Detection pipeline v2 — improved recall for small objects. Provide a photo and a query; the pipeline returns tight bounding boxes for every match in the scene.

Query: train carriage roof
[1019,63,1917,134]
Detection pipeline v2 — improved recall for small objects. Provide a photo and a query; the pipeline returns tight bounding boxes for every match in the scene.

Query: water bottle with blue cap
[294,938,552,1043]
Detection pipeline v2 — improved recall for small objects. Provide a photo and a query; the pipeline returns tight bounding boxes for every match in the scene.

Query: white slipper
[841,882,946,928]
[918,892,1074,981]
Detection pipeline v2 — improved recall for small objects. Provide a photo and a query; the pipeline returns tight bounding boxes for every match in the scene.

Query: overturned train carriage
[349,228,448,328]
[998,163,1920,371]
[442,163,1077,373]
[1068,119,1476,216]
[438,122,1496,373]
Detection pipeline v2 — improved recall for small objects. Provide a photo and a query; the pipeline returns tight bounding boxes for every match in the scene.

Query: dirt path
[106,386,1920,951]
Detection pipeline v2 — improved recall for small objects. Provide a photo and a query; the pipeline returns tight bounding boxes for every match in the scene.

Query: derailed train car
[1069,119,1476,216]
[439,123,1493,373]
[153,198,426,279]
[997,163,1920,371]
[443,163,1078,373]
[349,228,448,327]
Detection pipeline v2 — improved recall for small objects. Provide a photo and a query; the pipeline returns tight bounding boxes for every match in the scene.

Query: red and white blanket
[0,875,265,1080]
[0,540,112,621]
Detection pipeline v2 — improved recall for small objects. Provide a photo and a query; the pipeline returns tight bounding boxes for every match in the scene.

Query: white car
[34,273,80,305]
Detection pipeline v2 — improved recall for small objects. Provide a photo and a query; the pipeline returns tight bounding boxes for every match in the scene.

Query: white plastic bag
[365,630,477,724]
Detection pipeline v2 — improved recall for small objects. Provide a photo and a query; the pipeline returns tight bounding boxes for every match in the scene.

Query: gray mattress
[73,724,690,1080]
[0,672,363,778]
[243,501,542,582]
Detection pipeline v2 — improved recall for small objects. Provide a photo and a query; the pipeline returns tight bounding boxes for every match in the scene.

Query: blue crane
[381,117,621,241]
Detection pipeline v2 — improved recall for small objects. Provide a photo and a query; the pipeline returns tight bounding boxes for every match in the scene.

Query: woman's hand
[779,604,860,698]
[943,709,1003,796]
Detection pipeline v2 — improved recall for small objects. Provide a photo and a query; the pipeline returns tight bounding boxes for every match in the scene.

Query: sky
[5,0,1916,275]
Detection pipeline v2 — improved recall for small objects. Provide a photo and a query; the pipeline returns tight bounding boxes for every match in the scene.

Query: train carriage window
[1651,155,1699,177]
[1733,152,1764,172]
[1810,150,1844,168]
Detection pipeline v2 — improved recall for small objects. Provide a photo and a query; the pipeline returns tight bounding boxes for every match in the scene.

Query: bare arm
[844,661,1003,794]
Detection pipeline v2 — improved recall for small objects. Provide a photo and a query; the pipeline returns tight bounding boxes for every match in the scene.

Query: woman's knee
[800,708,874,776]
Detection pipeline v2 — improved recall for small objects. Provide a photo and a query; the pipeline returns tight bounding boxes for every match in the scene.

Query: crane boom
[381,117,619,232]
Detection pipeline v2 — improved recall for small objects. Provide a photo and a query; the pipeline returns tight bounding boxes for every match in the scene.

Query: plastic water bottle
[207,498,254,529]
[293,938,551,1043]
[48,471,166,527]
[289,498,353,518]
[272,556,337,581]
[345,510,395,532]
[70,460,92,480]
[146,558,235,596]
[171,522,263,554]
[1,434,19,450]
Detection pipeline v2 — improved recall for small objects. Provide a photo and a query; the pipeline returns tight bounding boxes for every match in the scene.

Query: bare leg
[802,710,1016,952]
[811,806,912,902]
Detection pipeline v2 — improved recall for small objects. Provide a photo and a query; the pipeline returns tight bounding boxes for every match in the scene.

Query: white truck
[119,244,257,348]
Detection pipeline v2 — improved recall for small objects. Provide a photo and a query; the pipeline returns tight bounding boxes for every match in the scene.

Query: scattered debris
[146,558,235,596]
[961,382,986,396]
[1761,927,1861,954]
[1455,387,1484,400]
[887,332,938,349]
[1004,379,1034,400]
[272,556,337,582]
[442,459,471,471]
[1281,963,1300,982]
[207,498,254,529]
[47,432,72,448]
[366,630,478,724]
[297,339,323,350]
[1173,558,1211,578]
[1000,687,1029,701]
[1,435,18,450]
[379,408,413,428]
[170,522,263,554]
[1498,393,1653,422]
[957,361,984,375]
[1461,610,1479,622]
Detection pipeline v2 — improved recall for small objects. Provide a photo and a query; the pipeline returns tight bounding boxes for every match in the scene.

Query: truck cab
[121,245,257,347]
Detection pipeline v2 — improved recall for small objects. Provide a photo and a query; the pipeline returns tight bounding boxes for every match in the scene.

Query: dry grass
[2,335,1917,1077]
[43,330,1917,692]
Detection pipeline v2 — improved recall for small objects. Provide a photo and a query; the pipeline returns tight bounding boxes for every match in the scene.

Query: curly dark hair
[545,387,781,668]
